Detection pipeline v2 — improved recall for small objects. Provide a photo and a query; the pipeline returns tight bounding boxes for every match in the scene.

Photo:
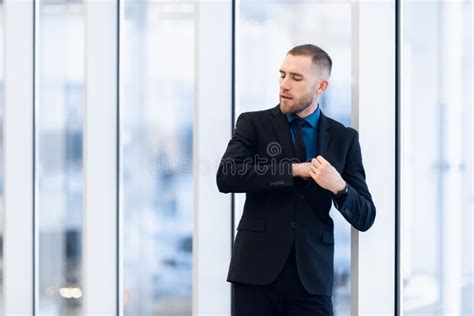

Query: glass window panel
[236,0,352,314]
[402,0,473,314]
[37,1,84,314]
[121,1,194,314]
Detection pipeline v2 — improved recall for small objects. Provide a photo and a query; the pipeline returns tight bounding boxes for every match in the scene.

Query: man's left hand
[309,155,346,195]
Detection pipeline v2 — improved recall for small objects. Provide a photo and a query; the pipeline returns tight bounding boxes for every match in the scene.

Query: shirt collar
[287,104,321,129]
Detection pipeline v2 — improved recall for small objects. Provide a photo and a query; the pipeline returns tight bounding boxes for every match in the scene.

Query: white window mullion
[83,0,118,315]
[351,1,396,315]
[4,0,35,314]
[194,1,233,315]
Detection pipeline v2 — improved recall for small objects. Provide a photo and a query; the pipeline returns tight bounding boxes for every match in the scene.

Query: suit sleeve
[333,130,376,232]
[216,113,293,193]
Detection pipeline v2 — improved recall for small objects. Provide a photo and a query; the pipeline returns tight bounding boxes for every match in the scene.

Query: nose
[280,77,290,91]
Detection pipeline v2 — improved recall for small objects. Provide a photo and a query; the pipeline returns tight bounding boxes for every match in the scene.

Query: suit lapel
[270,105,295,158]
[317,111,332,159]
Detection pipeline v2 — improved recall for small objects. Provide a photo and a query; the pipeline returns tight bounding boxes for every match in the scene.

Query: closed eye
[279,70,303,81]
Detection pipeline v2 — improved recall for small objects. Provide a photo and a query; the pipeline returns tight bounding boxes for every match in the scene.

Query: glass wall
[37,0,84,314]
[236,0,352,314]
[0,0,471,313]
[401,0,473,314]
[121,1,194,314]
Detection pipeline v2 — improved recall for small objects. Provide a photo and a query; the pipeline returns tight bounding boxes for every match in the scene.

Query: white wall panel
[194,1,233,315]
[351,1,396,315]
[83,1,118,314]
[3,0,34,314]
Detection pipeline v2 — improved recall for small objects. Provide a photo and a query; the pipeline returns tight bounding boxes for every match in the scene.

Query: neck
[296,100,319,118]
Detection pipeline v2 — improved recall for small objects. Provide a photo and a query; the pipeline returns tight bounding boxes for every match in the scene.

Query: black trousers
[232,244,333,316]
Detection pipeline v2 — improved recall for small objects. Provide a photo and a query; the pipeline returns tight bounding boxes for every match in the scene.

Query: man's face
[279,54,322,114]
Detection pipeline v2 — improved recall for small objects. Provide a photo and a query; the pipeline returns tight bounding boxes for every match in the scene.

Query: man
[216,44,376,316]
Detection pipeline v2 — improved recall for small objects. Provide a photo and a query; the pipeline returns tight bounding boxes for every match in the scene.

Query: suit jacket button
[290,221,296,229]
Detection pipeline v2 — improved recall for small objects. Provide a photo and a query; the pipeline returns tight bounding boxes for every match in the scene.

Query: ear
[316,80,329,94]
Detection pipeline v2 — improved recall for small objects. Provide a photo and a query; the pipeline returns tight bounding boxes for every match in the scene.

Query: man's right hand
[291,163,313,180]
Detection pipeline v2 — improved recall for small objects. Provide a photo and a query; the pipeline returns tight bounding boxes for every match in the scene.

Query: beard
[279,91,315,114]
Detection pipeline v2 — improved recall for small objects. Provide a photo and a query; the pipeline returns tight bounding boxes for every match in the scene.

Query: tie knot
[294,117,305,127]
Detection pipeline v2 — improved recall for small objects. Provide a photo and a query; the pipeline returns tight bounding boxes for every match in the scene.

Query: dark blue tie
[294,118,307,162]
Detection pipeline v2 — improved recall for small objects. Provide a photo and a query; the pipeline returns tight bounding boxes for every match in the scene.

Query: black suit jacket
[216,105,376,296]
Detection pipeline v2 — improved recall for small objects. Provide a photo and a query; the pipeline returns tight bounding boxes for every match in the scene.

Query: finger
[311,167,320,180]
[316,155,328,165]
[312,158,322,168]
[309,170,318,182]
[313,167,322,178]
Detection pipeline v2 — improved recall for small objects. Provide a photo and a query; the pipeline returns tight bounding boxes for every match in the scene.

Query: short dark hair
[287,44,332,78]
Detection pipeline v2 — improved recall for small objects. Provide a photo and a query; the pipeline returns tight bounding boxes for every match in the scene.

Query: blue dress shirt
[287,105,321,161]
